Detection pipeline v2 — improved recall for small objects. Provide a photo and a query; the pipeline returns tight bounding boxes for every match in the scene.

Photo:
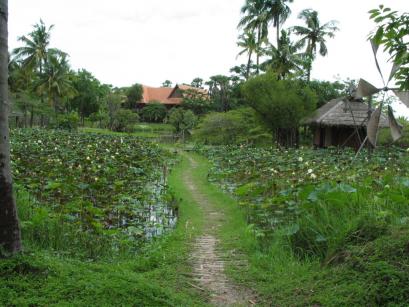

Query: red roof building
[138,84,208,108]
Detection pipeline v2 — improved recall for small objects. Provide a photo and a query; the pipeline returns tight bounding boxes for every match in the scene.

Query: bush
[111,109,139,132]
[181,89,212,115]
[194,108,271,145]
[54,112,80,131]
[140,102,168,123]
[168,108,197,140]
[378,117,409,147]
[89,111,109,128]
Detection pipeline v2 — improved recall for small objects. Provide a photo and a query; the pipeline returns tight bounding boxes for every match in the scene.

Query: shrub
[194,108,271,145]
[378,117,409,147]
[89,111,109,128]
[140,102,168,123]
[168,108,197,140]
[111,109,139,132]
[180,89,212,115]
[54,112,80,131]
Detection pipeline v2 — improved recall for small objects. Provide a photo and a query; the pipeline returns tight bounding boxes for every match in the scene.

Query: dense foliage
[123,83,143,109]
[370,6,409,90]
[10,129,177,258]
[242,73,316,146]
[111,109,139,132]
[199,145,409,257]
[168,108,197,139]
[194,107,270,145]
[140,102,168,123]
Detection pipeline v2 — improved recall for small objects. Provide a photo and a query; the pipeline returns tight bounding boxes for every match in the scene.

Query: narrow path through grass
[169,151,258,306]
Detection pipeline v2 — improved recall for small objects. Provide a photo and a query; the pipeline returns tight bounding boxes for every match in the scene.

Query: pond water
[115,172,178,241]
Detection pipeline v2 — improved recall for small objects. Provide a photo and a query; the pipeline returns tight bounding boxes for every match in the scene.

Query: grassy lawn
[80,123,175,139]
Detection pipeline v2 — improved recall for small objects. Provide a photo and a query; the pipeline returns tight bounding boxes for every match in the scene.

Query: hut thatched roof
[304,98,389,128]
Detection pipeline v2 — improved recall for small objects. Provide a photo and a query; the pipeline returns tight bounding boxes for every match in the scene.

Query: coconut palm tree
[12,19,62,74]
[261,30,304,79]
[36,54,77,112]
[238,0,269,74]
[0,0,22,256]
[236,30,259,79]
[265,0,294,48]
[292,9,339,81]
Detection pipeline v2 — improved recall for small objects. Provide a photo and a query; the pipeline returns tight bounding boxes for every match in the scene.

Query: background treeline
[9,2,409,147]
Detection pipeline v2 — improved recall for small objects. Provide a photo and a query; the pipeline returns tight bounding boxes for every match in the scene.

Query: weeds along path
[180,152,256,306]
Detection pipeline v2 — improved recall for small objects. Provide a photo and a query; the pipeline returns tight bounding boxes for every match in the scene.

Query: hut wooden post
[367,96,373,157]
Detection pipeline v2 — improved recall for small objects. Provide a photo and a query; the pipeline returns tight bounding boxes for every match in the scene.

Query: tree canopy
[369,5,409,90]
[242,72,317,146]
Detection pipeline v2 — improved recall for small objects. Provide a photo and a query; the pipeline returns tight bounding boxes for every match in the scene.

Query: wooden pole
[367,96,373,158]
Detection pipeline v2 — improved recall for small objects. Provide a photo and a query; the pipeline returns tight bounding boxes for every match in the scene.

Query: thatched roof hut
[304,98,389,148]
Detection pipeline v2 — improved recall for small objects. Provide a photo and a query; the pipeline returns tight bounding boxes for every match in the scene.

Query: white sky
[8,0,409,116]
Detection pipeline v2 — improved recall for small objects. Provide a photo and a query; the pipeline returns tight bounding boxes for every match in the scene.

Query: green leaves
[369,6,409,90]
[199,144,409,248]
[10,129,177,250]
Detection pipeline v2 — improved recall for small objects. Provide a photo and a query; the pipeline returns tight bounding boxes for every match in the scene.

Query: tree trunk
[0,0,22,256]
[23,108,27,128]
[30,105,34,127]
[306,53,313,82]
[256,27,261,75]
[276,16,280,49]
[307,63,311,82]
[246,51,252,80]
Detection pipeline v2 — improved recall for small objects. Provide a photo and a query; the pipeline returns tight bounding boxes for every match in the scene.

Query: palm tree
[236,30,259,79]
[238,0,269,74]
[292,9,339,81]
[12,20,66,124]
[261,30,304,79]
[265,0,294,48]
[0,0,22,256]
[12,19,62,74]
[36,54,77,112]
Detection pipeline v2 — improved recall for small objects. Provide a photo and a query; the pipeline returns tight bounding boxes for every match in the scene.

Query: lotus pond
[198,145,409,259]
[10,129,178,258]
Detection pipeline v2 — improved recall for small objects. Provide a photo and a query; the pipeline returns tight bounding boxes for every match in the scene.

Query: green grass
[79,127,159,138]
[80,123,175,139]
[133,123,175,133]
[0,154,209,306]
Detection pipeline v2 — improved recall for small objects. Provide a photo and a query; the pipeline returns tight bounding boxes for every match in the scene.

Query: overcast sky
[8,0,409,115]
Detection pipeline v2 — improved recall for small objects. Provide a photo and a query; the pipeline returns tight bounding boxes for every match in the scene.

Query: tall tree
[12,19,62,75]
[242,72,316,147]
[238,0,269,74]
[69,69,104,123]
[162,80,172,88]
[36,54,76,112]
[12,20,65,124]
[236,30,259,79]
[0,0,22,256]
[206,75,237,112]
[261,29,304,79]
[191,77,204,88]
[292,9,339,81]
[124,83,143,109]
[265,0,294,48]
